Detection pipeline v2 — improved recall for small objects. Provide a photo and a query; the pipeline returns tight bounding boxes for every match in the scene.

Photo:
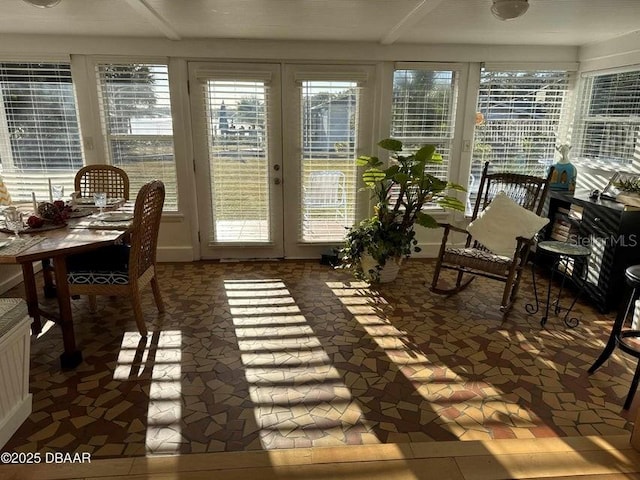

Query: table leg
[21,262,42,335]
[52,254,82,369]
[525,260,540,314]
[541,259,556,327]
[41,258,57,299]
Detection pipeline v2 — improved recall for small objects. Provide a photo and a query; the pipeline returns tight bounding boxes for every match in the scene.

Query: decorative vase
[549,144,577,193]
[361,254,403,283]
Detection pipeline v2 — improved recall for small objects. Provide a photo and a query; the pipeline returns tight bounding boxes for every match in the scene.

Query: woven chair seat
[443,247,513,276]
[68,271,129,285]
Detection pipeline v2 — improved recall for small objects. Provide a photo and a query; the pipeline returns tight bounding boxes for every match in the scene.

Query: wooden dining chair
[42,165,132,295]
[65,180,165,336]
[74,164,130,200]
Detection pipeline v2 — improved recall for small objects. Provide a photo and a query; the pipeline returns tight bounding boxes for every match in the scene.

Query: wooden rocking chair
[431,161,553,319]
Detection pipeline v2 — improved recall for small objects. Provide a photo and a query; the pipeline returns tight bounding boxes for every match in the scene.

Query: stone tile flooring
[3,260,638,457]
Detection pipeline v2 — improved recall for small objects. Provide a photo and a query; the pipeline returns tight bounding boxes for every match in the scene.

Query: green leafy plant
[614,177,640,194]
[340,138,466,282]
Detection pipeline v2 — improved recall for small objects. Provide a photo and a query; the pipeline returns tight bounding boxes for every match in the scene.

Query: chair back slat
[473,162,553,221]
[129,180,165,280]
[75,165,130,200]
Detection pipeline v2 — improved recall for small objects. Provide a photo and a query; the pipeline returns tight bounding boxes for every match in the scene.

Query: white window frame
[573,65,640,170]
[0,55,84,203]
[85,56,180,211]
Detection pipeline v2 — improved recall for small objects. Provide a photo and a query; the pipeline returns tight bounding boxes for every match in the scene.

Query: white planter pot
[361,254,403,283]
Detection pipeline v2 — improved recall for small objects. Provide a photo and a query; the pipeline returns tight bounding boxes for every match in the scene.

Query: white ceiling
[2,0,640,47]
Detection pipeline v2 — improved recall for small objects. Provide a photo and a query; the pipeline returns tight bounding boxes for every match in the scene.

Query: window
[0,62,82,202]
[391,66,459,180]
[574,69,640,167]
[471,67,573,184]
[96,62,177,210]
[299,79,359,242]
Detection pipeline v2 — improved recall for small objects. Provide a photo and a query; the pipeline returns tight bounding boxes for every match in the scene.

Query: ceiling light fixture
[491,0,529,21]
[22,0,62,8]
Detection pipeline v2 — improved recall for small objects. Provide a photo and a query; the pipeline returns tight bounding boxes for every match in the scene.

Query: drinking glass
[94,192,107,215]
[4,208,24,238]
[52,185,64,200]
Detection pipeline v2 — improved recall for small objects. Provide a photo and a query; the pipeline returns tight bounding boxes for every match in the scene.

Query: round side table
[525,240,591,328]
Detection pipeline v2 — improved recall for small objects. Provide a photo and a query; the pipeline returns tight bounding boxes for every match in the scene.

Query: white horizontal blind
[573,70,640,167]
[299,80,359,242]
[391,68,458,180]
[0,62,82,203]
[472,69,572,179]
[96,63,177,209]
[203,79,271,243]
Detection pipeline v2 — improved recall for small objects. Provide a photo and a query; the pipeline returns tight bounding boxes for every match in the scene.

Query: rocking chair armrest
[512,236,535,262]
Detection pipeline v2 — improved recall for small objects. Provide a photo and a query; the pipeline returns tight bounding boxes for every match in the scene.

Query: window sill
[161,212,185,223]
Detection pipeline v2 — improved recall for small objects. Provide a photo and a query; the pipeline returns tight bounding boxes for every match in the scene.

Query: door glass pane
[203,80,270,243]
[300,81,358,242]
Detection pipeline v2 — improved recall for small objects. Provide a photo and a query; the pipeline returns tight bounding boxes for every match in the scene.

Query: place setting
[0,207,46,255]
[70,193,134,230]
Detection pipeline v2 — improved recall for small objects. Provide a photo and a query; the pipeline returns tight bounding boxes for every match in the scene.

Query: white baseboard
[157,246,194,263]
[0,394,32,450]
[0,268,27,295]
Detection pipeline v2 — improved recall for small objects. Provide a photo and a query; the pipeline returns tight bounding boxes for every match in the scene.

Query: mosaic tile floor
[3,259,638,458]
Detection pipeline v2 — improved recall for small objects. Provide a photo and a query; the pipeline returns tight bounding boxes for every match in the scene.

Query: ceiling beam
[124,0,181,41]
[380,0,445,45]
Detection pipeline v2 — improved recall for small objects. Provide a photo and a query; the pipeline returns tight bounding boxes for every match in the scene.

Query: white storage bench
[0,298,32,449]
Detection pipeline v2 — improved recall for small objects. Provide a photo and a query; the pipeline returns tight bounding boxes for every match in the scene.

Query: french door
[189,62,375,259]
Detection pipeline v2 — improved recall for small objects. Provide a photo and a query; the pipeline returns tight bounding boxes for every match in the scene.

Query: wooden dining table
[0,207,131,369]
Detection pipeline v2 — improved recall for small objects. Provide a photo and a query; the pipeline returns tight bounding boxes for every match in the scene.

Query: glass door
[282,65,375,259]
[189,63,283,259]
[189,62,375,260]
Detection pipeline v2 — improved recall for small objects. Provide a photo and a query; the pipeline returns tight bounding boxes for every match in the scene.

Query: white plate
[75,197,124,206]
[0,240,9,249]
[98,212,133,222]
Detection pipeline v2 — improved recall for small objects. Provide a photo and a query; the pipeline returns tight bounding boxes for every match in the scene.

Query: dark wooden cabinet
[544,191,640,312]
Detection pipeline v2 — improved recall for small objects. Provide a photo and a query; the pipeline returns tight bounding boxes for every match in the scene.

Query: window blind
[573,70,640,167]
[472,68,572,179]
[203,78,271,243]
[391,68,458,180]
[0,62,82,202]
[299,80,359,242]
[96,63,177,209]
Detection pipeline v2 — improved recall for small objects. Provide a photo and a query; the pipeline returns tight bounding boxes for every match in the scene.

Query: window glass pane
[203,80,271,243]
[470,69,572,212]
[300,80,358,242]
[0,62,81,202]
[391,69,457,180]
[97,63,177,210]
[574,71,640,166]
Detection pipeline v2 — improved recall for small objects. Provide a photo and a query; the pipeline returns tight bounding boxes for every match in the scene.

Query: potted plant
[340,138,466,283]
[613,175,640,207]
